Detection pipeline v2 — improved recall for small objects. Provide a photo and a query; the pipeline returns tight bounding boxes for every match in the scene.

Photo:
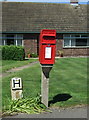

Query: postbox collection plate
[45,47,52,59]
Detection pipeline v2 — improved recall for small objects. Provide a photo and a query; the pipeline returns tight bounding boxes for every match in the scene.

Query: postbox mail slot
[43,34,55,36]
[41,36,56,44]
[43,36,55,40]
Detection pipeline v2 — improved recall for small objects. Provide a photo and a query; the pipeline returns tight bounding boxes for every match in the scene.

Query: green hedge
[0,46,2,60]
[1,45,25,60]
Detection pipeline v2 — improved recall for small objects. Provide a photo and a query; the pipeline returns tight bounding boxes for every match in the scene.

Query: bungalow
[2,2,89,56]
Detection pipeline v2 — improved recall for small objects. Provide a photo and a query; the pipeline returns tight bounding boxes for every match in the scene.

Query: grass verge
[2,57,87,112]
[1,59,38,72]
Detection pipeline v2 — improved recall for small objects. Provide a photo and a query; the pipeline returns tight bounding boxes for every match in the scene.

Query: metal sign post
[41,64,53,107]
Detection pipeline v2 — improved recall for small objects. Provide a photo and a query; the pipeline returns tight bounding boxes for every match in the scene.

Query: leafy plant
[58,50,63,57]
[2,95,47,116]
[30,53,38,58]
[27,49,30,55]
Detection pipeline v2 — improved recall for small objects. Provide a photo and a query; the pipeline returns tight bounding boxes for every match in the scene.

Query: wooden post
[41,65,53,107]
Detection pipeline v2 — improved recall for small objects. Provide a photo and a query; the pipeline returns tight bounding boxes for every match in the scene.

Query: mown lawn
[2,57,88,110]
[1,59,38,72]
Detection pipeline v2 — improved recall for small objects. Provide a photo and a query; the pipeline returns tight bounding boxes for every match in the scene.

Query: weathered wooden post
[41,65,52,107]
[39,29,56,107]
[11,77,23,100]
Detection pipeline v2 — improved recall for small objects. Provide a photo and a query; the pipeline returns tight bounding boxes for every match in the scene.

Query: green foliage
[0,46,2,60]
[58,50,63,57]
[2,45,25,60]
[30,53,38,58]
[3,95,47,115]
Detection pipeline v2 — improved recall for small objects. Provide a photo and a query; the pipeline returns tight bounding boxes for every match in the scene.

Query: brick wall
[56,34,63,56]
[23,33,39,56]
[24,39,37,55]
[56,39,63,56]
[63,48,89,56]
[23,33,89,57]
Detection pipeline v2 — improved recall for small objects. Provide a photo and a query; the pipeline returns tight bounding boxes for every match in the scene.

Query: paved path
[0,61,39,77]
[3,106,88,119]
[7,61,39,73]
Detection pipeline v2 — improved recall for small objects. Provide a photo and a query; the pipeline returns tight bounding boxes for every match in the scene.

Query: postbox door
[40,44,56,64]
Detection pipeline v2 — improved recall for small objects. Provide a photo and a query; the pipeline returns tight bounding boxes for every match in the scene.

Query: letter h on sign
[13,79,20,88]
[11,78,22,90]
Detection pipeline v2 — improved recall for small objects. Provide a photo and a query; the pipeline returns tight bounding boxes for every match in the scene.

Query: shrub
[0,46,2,60]
[2,45,25,60]
[30,53,38,58]
[2,95,47,115]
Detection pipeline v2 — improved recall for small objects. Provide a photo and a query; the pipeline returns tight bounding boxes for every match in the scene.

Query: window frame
[63,34,89,48]
[2,34,23,46]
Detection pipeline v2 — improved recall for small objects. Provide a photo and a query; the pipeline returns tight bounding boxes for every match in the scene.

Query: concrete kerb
[26,56,88,59]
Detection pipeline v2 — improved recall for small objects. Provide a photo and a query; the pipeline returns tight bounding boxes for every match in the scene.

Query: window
[63,34,89,47]
[6,35,15,45]
[64,39,71,47]
[87,39,89,46]
[1,34,23,46]
[15,34,23,46]
[76,39,87,46]
[1,34,5,45]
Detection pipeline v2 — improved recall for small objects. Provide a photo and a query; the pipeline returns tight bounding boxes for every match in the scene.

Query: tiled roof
[2,2,88,33]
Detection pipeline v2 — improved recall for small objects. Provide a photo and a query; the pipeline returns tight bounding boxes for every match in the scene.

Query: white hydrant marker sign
[11,77,23,100]
[11,78,22,90]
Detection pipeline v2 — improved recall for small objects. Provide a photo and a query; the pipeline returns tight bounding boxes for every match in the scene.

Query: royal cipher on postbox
[39,29,56,65]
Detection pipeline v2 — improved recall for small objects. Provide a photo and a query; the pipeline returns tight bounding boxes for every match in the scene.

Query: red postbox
[39,29,56,65]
